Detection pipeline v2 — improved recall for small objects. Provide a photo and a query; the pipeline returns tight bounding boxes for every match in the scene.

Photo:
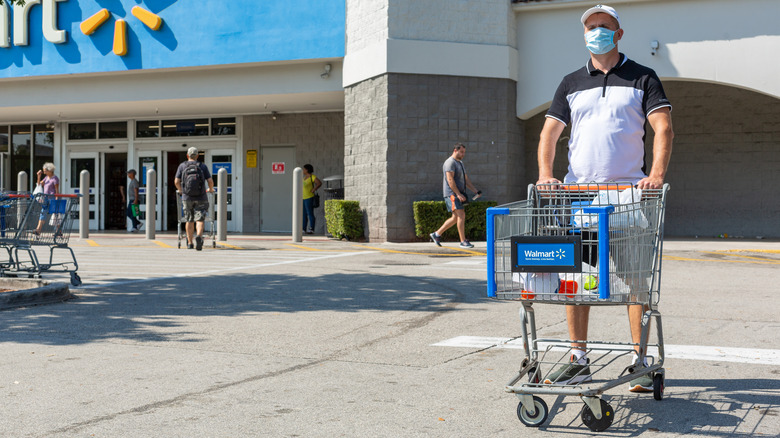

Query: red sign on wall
[272,162,285,174]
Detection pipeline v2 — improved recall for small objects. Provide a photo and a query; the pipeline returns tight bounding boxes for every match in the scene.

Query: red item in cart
[559,280,578,298]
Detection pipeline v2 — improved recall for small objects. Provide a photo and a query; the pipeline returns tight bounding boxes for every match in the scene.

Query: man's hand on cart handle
[636,175,663,190]
[536,177,561,185]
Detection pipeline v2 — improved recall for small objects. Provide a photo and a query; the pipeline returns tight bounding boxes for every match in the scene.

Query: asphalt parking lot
[0,233,778,437]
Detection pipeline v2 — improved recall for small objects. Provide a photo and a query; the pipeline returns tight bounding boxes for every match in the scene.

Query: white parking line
[432,335,780,365]
[74,251,371,290]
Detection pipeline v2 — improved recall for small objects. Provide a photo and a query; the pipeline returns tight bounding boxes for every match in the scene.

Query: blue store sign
[0,0,345,77]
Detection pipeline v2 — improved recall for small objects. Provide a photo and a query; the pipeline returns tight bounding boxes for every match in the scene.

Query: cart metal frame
[487,183,670,431]
[0,193,82,286]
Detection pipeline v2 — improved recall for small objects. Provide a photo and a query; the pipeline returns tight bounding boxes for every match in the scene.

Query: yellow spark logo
[80,6,163,56]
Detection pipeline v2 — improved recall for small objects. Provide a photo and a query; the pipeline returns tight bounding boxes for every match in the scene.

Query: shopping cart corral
[486,183,669,431]
[0,193,82,286]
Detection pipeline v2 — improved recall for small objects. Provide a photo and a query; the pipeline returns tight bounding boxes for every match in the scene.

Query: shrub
[324,200,364,240]
[413,200,497,241]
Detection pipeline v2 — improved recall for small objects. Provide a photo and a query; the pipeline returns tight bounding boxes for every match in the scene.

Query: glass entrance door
[68,152,99,230]
[137,151,162,230]
[207,149,236,232]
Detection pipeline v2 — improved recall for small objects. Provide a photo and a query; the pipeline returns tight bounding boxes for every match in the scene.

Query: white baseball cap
[581,4,620,27]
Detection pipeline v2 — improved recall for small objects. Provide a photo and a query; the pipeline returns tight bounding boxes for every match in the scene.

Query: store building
[0,0,346,234]
[1,0,779,240]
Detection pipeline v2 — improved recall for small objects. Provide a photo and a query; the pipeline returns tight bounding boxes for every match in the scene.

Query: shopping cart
[1,193,82,286]
[486,182,669,431]
[0,193,34,271]
[175,191,216,249]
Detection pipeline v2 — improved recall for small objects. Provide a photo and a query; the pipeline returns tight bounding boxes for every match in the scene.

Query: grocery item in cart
[572,187,649,229]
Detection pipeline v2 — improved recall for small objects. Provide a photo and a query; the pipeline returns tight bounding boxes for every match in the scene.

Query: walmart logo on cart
[524,249,566,260]
[516,242,576,267]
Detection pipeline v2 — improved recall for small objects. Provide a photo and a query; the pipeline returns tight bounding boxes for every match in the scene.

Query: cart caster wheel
[528,366,541,384]
[517,396,548,427]
[177,241,181,249]
[581,399,614,432]
[653,373,664,401]
[70,272,82,287]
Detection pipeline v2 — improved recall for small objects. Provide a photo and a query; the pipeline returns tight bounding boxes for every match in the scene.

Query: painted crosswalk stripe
[432,336,780,365]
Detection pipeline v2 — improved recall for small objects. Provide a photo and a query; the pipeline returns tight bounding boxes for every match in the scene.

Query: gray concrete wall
[242,113,345,233]
[523,81,780,238]
[345,73,523,242]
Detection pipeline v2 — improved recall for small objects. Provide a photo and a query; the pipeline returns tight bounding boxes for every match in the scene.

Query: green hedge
[324,200,364,240]
[413,200,497,241]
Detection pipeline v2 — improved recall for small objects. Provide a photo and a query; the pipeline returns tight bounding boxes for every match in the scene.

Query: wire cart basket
[486,182,670,431]
[0,193,82,286]
[175,191,216,249]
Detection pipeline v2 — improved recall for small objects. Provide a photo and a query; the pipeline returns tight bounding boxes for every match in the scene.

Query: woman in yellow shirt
[302,164,322,234]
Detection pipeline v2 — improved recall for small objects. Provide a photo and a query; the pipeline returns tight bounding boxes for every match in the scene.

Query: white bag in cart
[572,187,648,229]
[512,272,560,296]
[49,213,64,227]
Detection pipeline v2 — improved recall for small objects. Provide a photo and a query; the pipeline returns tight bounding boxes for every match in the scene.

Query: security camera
[650,40,660,56]
[321,64,332,79]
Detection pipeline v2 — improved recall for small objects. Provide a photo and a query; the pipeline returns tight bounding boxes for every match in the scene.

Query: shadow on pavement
[527,378,779,436]
[0,271,487,345]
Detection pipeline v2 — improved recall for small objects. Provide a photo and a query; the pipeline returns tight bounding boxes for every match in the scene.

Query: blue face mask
[585,27,616,55]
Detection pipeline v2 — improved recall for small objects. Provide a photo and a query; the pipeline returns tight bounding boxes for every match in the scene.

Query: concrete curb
[0,279,71,310]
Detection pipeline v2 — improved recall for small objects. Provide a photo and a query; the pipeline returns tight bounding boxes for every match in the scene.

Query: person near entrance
[536,5,673,392]
[33,162,60,235]
[301,164,322,234]
[119,169,143,232]
[429,142,480,249]
[174,147,213,250]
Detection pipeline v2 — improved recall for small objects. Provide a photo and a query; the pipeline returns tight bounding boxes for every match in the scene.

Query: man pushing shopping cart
[487,4,674,431]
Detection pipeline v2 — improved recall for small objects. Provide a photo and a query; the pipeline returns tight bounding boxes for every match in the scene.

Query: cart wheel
[516,396,548,427]
[212,241,216,248]
[528,366,541,384]
[580,399,614,432]
[177,241,181,249]
[653,373,664,401]
[70,272,82,287]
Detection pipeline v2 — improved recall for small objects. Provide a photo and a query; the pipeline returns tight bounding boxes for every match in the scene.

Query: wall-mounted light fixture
[321,63,332,79]
[650,40,659,56]
[271,111,278,120]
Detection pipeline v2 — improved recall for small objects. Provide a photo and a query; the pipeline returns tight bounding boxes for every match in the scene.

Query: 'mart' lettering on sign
[0,0,67,47]
[0,1,164,56]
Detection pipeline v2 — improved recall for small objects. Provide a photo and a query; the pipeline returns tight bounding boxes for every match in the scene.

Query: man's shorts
[444,195,464,212]
[182,199,209,222]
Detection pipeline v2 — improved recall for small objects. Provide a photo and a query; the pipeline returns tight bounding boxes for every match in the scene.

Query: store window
[69,123,97,140]
[33,124,55,177]
[211,118,236,136]
[136,120,160,138]
[10,125,31,190]
[161,119,209,137]
[99,121,127,139]
[0,125,8,153]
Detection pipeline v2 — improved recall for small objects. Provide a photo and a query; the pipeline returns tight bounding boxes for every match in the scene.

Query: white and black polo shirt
[546,53,672,184]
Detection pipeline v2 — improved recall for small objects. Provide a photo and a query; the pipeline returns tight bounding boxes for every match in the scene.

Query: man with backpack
[174,147,213,250]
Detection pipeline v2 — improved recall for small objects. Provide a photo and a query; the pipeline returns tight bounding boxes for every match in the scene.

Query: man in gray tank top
[429,142,480,248]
